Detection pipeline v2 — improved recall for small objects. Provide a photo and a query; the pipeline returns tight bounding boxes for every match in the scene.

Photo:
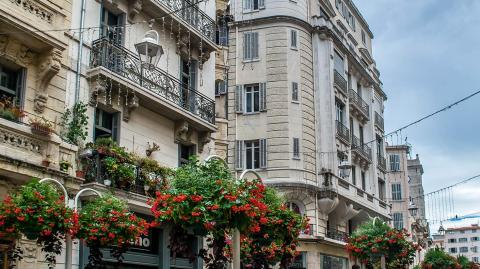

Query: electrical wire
[0,0,211,36]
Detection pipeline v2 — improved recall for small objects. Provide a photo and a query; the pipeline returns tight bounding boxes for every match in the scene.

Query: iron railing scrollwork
[334,70,347,95]
[90,38,215,124]
[377,154,387,172]
[161,0,216,42]
[335,120,350,144]
[326,228,348,242]
[351,134,372,162]
[349,89,370,118]
[375,111,384,131]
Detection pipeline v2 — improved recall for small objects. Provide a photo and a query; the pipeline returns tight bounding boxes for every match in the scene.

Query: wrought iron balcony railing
[375,111,385,131]
[349,89,370,118]
[326,228,348,242]
[335,120,350,144]
[377,154,387,172]
[162,0,216,43]
[90,38,215,124]
[351,134,372,162]
[334,70,347,95]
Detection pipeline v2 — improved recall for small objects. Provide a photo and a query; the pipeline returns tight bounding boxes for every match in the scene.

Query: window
[235,139,267,170]
[471,237,479,241]
[471,247,478,253]
[389,154,401,171]
[292,82,299,101]
[321,254,348,269]
[245,140,260,169]
[215,80,227,96]
[243,0,264,12]
[286,202,302,215]
[459,238,468,243]
[334,51,345,76]
[391,183,402,201]
[101,7,124,45]
[359,125,364,145]
[94,108,119,142]
[0,61,25,104]
[473,229,477,233]
[378,179,386,200]
[290,30,297,49]
[293,138,300,159]
[350,166,357,185]
[244,32,259,60]
[460,230,465,234]
[448,238,457,243]
[460,247,468,253]
[216,20,229,46]
[335,100,345,123]
[473,257,479,263]
[361,171,366,191]
[179,144,196,166]
[361,30,366,44]
[376,136,384,157]
[245,84,260,113]
[449,248,457,253]
[347,11,355,30]
[393,213,403,230]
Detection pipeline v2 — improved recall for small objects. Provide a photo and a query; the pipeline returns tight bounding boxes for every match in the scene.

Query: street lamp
[338,160,352,179]
[408,201,418,217]
[135,30,163,70]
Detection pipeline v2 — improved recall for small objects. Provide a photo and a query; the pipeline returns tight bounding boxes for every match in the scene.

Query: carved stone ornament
[198,132,211,153]
[9,0,55,23]
[34,49,62,113]
[123,94,139,122]
[176,33,190,58]
[89,79,107,106]
[174,120,193,144]
[0,35,35,66]
[128,0,143,20]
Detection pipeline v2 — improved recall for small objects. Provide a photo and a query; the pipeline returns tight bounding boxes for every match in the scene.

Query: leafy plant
[0,180,73,269]
[137,157,172,192]
[59,160,71,172]
[60,102,89,146]
[73,195,149,268]
[0,96,25,122]
[421,248,459,269]
[29,116,54,135]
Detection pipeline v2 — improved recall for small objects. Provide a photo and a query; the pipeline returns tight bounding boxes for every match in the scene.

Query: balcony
[349,89,370,123]
[141,0,216,50]
[326,228,348,242]
[351,134,372,167]
[375,111,385,132]
[335,120,350,145]
[333,70,348,96]
[377,154,387,173]
[88,38,215,130]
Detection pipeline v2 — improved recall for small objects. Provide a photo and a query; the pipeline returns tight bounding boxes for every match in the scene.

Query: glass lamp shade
[408,201,418,217]
[135,30,163,70]
[338,160,352,178]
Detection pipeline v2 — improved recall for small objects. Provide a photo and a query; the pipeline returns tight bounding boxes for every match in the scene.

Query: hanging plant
[0,180,73,269]
[346,219,418,268]
[73,194,149,268]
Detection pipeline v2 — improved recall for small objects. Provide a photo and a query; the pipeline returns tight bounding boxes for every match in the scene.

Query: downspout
[312,30,319,237]
[74,0,87,103]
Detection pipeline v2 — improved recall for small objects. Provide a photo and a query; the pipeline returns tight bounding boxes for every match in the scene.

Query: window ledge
[290,47,298,51]
[292,157,301,160]
[291,100,300,104]
[243,58,260,64]
[243,111,261,115]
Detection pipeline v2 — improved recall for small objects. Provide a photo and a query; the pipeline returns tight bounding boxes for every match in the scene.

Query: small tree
[60,102,88,146]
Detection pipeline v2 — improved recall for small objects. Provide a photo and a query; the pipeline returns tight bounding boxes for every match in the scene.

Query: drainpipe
[312,31,320,237]
[74,0,87,103]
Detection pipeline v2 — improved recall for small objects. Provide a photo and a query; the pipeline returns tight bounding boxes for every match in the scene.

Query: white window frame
[244,84,260,113]
[460,247,469,253]
[290,29,298,49]
[459,238,468,243]
[391,183,402,201]
[334,50,345,77]
[393,212,403,230]
[292,82,299,102]
[361,30,366,45]
[293,137,300,159]
[390,154,401,171]
[243,0,265,12]
[245,140,260,169]
[243,32,259,61]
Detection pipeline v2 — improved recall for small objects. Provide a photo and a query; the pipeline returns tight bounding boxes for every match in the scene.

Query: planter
[104,179,112,186]
[31,124,51,136]
[42,160,51,167]
[76,170,85,178]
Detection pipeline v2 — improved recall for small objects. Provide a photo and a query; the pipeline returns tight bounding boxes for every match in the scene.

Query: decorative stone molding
[128,0,142,20]
[9,0,55,23]
[176,33,190,58]
[198,132,211,153]
[174,120,193,144]
[0,36,35,67]
[89,79,107,106]
[0,128,44,154]
[122,95,139,122]
[34,49,62,113]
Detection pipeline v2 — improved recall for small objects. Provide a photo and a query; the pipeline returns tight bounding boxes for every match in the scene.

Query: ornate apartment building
[0,0,81,267]
[227,0,389,267]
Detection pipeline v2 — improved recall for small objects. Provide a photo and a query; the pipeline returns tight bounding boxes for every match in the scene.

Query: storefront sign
[289,252,306,269]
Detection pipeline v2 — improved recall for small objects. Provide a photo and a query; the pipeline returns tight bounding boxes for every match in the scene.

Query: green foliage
[422,248,459,269]
[60,102,89,145]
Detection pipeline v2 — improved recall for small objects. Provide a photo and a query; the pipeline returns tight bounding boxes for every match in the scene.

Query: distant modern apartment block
[440,224,480,263]
[227,0,389,267]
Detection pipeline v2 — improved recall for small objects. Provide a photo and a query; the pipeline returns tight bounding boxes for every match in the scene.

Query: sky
[354,0,480,229]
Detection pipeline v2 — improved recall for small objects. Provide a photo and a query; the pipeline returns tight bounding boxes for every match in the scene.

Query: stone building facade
[408,154,426,221]
[0,0,81,268]
[226,0,389,267]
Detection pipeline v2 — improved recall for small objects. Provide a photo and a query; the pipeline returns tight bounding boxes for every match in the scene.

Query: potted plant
[30,116,54,136]
[59,160,71,172]
[137,157,171,195]
[103,156,136,189]
[42,155,52,167]
[0,180,73,269]
[74,195,148,268]
[0,97,25,122]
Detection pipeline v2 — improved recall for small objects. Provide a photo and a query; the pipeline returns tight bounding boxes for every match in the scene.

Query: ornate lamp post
[135,30,164,70]
[338,160,352,179]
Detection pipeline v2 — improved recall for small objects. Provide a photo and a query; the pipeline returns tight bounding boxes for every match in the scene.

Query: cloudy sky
[355,0,480,227]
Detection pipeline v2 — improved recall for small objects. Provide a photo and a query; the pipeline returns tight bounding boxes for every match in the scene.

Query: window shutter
[259,82,266,111]
[243,33,250,60]
[235,140,244,170]
[259,138,267,169]
[252,32,259,59]
[235,85,244,113]
[220,81,227,94]
[258,0,265,9]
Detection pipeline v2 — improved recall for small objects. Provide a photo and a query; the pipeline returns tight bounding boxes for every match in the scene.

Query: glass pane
[246,142,252,169]
[246,91,252,112]
[253,143,260,169]
[253,91,259,112]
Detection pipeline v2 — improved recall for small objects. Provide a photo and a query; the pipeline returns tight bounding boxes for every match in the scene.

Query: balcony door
[180,58,197,112]
[101,7,124,45]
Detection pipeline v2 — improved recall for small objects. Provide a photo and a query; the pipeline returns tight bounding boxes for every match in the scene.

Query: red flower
[17,216,25,221]
[173,194,187,203]
[190,195,203,202]
[224,194,238,201]
[108,232,115,239]
[259,217,268,224]
[42,230,52,237]
[191,212,202,217]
